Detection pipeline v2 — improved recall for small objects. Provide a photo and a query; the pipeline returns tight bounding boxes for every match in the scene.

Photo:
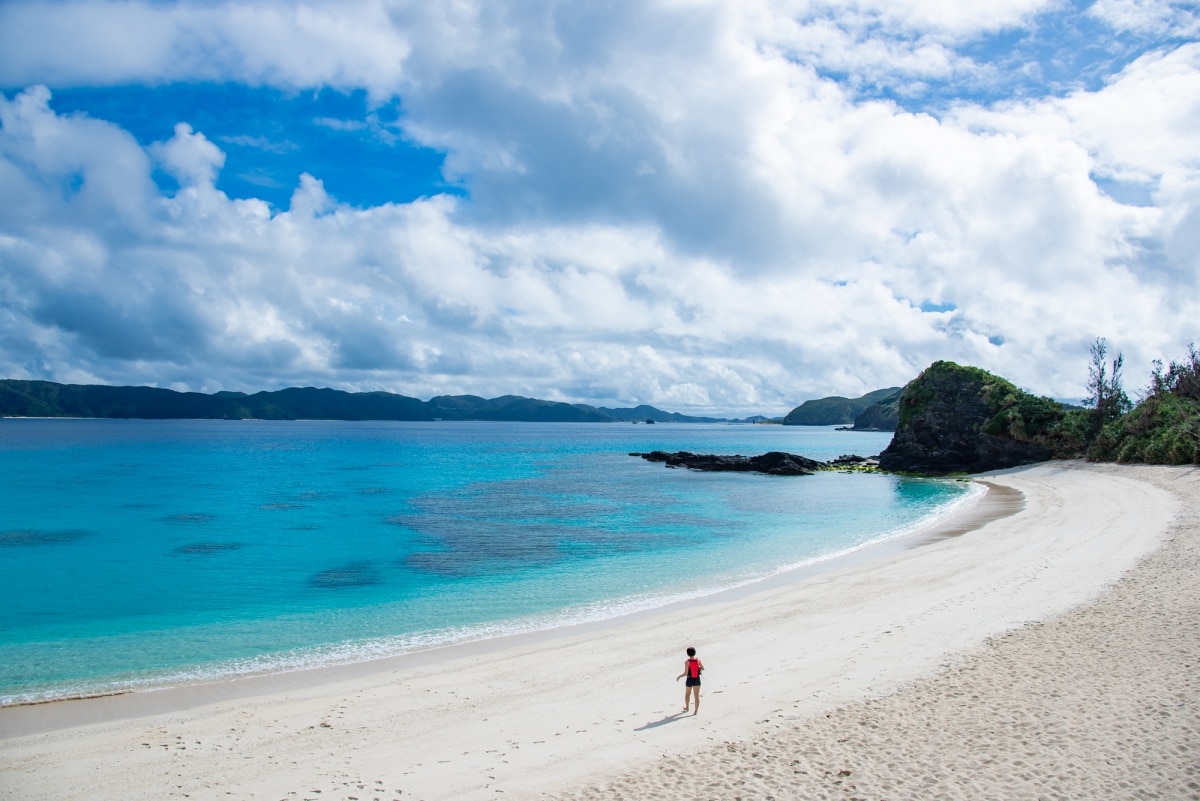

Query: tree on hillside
[1148,343,1200,402]
[1089,343,1200,465]
[1084,337,1131,440]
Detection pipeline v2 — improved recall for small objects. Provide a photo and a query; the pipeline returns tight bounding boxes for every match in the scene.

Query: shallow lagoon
[0,419,971,704]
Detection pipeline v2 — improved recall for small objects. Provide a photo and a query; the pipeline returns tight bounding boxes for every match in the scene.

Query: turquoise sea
[0,419,975,705]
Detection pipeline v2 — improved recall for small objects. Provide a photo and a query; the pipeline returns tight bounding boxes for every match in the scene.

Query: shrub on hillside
[1088,345,1200,465]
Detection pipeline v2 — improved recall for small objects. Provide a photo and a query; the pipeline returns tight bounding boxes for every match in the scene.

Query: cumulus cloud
[1089,0,1200,37]
[1,1,1198,414]
[152,123,226,186]
[0,0,412,98]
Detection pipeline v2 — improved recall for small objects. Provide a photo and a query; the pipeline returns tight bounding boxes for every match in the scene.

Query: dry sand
[1,461,1196,801]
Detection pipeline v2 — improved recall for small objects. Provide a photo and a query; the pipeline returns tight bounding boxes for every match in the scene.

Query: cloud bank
[1,0,1197,414]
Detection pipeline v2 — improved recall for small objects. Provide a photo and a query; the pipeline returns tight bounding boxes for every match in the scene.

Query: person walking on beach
[676,646,704,715]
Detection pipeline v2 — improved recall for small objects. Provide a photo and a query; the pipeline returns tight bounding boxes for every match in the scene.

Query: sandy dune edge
[0,462,1194,800]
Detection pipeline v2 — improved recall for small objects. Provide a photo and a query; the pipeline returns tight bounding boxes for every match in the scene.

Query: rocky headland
[878,361,1074,475]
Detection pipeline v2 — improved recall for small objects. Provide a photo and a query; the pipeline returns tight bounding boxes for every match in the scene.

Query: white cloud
[955,44,1200,183]
[0,0,413,99]
[152,123,226,186]
[1089,0,1200,38]
[1,2,1198,413]
[0,85,160,229]
[0,0,1056,96]
[218,134,299,154]
[313,117,367,132]
[812,0,1055,37]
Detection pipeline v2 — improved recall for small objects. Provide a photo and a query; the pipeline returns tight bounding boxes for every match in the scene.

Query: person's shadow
[634,711,691,731]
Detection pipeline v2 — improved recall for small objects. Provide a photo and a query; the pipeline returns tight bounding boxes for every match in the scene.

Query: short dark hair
[686,646,696,657]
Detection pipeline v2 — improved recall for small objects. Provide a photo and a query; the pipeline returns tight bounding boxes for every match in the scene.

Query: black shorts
[685,677,700,687]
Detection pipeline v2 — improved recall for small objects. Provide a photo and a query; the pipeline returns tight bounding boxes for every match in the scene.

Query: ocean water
[0,419,976,705]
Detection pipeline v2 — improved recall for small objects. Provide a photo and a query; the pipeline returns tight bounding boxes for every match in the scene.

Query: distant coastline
[0,379,769,424]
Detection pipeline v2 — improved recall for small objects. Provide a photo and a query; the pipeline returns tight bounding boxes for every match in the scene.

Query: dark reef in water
[163,513,215,524]
[0,529,92,548]
[172,542,242,555]
[309,562,383,588]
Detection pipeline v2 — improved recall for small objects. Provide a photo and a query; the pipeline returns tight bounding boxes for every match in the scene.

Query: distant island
[0,379,750,424]
[782,387,903,430]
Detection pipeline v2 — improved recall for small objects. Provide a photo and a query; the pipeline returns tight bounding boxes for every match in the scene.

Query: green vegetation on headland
[0,380,736,424]
[879,342,1200,474]
[879,361,1079,474]
[1087,345,1200,465]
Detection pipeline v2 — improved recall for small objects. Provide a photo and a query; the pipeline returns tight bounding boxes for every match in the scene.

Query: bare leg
[683,684,690,711]
[692,686,700,715]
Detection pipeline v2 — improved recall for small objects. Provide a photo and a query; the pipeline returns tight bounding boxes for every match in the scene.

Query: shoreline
[1,462,1192,800]
[0,474,995,733]
[557,461,1200,800]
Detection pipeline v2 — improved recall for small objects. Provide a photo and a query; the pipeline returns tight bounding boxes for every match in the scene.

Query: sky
[1,0,1198,416]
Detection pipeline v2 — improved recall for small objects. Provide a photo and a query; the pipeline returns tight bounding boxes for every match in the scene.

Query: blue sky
[45,84,460,209]
[1,0,1198,415]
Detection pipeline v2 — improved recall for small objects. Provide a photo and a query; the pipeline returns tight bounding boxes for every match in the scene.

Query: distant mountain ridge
[782,387,902,426]
[0,380,732,423]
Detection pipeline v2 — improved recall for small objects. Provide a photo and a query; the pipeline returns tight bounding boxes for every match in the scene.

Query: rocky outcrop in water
[632,450,827,475]
[828,454,881,470]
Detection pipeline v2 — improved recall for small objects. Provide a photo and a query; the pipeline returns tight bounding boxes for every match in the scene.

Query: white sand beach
[1,461,1197,801]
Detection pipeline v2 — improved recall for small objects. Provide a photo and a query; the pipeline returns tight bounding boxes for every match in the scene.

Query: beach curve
[0,461,1195,800]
